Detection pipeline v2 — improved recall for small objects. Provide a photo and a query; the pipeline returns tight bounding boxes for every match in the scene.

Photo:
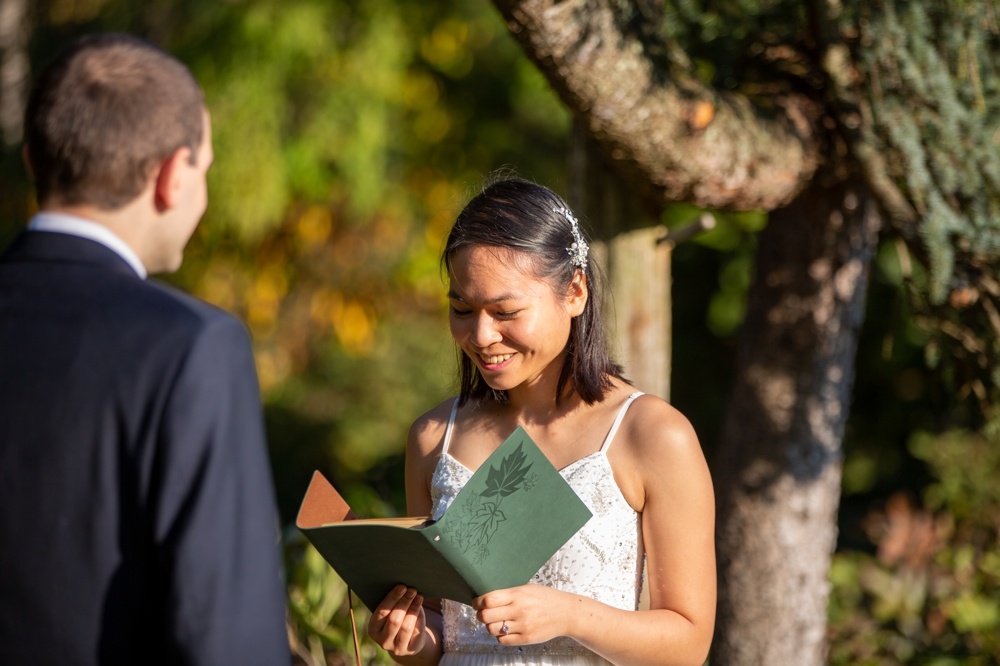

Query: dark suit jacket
[0,231,290,665]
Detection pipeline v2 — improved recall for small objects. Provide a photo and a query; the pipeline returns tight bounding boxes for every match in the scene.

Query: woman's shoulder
[606,387,711,511]
[609,387,703,469]
[407,396,459,458]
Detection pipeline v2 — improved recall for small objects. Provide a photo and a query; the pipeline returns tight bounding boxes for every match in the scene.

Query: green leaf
[481,443,533,498]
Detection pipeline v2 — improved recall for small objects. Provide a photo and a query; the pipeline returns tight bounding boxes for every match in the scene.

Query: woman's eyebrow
[447,289,520,305]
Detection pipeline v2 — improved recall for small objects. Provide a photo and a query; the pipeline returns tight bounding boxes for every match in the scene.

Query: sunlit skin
[144,109,214,273]
[448,246,585,409]
[367,245,717,666]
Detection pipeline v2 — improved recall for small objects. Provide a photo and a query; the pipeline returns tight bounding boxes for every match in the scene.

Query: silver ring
[500,622,509,635]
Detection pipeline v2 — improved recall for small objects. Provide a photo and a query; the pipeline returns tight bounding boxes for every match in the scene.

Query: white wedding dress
[429,393,645,666]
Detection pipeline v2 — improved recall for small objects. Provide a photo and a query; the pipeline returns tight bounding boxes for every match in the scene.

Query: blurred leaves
[829,425,1000,663]
[8,2,569,662]
[285,532,393,666]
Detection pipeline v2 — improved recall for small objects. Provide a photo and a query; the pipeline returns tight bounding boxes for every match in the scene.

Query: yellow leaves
[421,19,473,77]
[248,263,288,336]
[294,205,333,250]
[402,70,451,144]
[414,107,453,143]
[195,256,239,312]
[310,288,375,356]
[414,169,462,242]
[256,347,292,393]
[401,72,441,109]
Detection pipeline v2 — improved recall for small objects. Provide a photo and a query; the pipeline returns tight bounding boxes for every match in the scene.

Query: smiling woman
[364,175,717,666]
[442,179,619,408]
[446,244,585,397]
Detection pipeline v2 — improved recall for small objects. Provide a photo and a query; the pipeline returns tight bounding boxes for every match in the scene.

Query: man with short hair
[0,34,290,665]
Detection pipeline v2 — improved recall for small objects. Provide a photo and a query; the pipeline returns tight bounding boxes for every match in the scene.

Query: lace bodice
[429,393,645,661]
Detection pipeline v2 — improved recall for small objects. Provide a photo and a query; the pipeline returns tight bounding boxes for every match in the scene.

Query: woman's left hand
[473,583,578,645]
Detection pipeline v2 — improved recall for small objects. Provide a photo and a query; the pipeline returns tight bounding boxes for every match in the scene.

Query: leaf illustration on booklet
[296,426,591,611]
[445,442,542,563]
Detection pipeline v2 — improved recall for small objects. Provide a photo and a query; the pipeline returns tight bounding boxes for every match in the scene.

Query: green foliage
[653,1,1000,423]
[659,0,810,90]
[156,0,570,498]
[662,204,764,337]
[829,425,1000,663]
[850,2,1000,305]
[5,1,570,662]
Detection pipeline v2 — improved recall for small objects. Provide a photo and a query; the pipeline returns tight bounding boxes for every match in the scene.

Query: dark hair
[443,176,627,407]
[24,33,204,210]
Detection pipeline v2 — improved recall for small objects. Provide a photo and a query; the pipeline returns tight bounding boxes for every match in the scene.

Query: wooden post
[569,122,671,401]
[596,228,671,399]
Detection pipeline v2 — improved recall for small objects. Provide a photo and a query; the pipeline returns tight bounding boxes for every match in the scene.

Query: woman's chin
[479,373,516,392]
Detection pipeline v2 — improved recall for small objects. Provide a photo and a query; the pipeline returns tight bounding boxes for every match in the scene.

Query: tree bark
[492,0,820,212]
[490,2,887,660]
[711,165,882,664]
[0,0,29,147]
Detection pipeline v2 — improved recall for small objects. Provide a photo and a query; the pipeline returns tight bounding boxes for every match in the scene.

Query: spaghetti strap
[441,398,460,455]
[599,392,644,453]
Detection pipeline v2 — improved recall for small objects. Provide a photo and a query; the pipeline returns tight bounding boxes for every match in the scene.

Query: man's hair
[24,33,204,210]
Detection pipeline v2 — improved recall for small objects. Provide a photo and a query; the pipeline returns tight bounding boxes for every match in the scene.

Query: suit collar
[29,212,147,278]
[0,230,145,279]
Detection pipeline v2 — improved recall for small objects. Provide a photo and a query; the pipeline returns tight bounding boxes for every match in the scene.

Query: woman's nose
[469,313,502,347]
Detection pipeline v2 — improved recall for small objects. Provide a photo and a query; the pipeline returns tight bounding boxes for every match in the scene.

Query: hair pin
[554,206,589,271]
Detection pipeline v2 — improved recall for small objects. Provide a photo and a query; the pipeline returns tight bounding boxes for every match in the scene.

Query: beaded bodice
[429,394,645,657]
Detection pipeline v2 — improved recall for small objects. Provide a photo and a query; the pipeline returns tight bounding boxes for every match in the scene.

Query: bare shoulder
[613,393,712,510]
[407,397,457,459]
[405,397,458,515]
[624,394,701,457]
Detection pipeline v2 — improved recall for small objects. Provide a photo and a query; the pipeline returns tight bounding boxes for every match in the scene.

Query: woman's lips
[479,353,514,369]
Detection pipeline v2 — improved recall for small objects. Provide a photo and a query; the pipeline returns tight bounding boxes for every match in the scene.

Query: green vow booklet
[296,426,593,611]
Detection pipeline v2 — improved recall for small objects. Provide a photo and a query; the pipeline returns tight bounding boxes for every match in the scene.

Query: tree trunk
[0,0,29,147]
[711,165,882,664]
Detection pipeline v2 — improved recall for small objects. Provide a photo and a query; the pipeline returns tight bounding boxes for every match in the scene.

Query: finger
[473,589,510,610]
[368,585,408,635]
[476,605,511,627]
[496,620,513,643]
[407,600,428,651]
[393,594,424,651]
[479,618,509,636]
[372,587,419,646]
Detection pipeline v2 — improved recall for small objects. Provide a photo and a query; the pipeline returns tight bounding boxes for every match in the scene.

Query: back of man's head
[24,34,204,211]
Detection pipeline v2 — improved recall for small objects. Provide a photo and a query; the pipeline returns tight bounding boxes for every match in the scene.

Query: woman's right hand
[366,585,429,659]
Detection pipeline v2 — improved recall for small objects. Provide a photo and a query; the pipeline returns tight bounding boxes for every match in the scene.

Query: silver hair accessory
[554,206,589,271]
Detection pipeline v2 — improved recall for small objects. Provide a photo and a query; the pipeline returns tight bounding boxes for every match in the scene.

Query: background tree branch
[493,0,822,211]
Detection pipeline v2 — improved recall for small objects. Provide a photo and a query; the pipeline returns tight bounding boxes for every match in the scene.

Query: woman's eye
[450,305,472,316]
[495,310,519,320]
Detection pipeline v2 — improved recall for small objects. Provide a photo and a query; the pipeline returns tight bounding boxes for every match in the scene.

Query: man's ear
[153,146,191,212]
[566,269,589,317]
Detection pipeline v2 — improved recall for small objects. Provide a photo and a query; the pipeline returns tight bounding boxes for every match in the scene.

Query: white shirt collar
[28,212,148,279]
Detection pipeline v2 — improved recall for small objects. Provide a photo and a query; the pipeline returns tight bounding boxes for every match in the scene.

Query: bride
[367,177,716,666]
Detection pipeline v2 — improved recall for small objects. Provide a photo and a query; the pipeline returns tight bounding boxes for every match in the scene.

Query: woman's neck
[501,383,584,429]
